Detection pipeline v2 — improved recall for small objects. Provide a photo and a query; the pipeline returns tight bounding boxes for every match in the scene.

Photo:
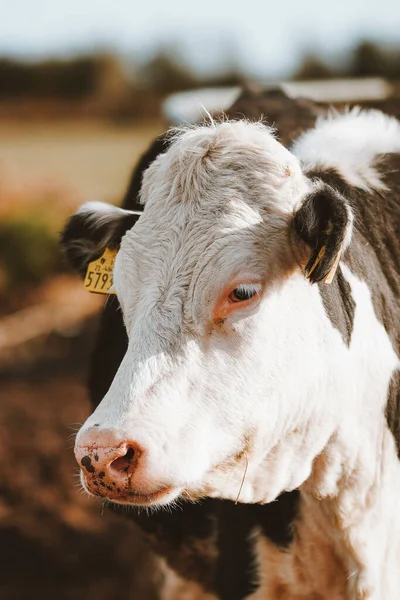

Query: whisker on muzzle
[235,452,249,505]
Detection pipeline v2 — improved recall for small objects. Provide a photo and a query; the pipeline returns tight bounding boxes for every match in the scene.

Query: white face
[75,121,344,507]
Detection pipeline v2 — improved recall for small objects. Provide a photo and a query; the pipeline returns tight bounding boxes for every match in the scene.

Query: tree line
[0,41,398,120]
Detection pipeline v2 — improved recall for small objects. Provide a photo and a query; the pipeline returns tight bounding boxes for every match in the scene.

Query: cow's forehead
[115,121,305,321]
[140,120,305,216]
[118,193,266,299]
[126,121,304,253]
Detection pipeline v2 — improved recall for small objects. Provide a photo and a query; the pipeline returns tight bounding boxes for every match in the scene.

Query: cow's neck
[262,251,400,600]
[297,418,400,600]
[300,234,400,599]
[249,227,400,599]
[251,424,400,600]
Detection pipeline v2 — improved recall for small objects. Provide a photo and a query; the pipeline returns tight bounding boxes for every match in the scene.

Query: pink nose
[74,428,143,500]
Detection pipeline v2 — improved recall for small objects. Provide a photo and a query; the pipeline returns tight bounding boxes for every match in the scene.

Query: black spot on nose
[81,455,95,473]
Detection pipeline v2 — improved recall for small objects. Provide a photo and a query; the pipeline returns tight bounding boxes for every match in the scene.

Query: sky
[1,0,400,78]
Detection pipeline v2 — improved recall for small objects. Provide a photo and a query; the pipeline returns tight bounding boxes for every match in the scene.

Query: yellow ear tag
[84,248,117,295]
[305,243,343,284]
[323,244,343,284]
[306,245,326,280]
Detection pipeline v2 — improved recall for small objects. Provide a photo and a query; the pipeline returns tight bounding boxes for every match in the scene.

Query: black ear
[293,183,352,284]
[60,202,141,276]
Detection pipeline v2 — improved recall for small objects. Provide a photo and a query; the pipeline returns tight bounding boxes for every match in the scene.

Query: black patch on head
[318,267,355,346]
[61,208,140,277]
[293,182,350,284]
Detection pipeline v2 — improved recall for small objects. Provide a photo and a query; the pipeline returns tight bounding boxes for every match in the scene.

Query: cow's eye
[229,284,260,303]
[213,280,263,322]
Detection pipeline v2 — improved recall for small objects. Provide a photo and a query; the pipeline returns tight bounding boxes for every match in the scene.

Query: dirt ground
[0,316,154,599]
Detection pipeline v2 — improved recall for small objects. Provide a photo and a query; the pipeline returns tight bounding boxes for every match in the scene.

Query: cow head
[62,121,353,507]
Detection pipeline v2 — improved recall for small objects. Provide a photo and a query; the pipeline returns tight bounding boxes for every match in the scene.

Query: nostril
[110,446,137,474]
[125,447,134,461]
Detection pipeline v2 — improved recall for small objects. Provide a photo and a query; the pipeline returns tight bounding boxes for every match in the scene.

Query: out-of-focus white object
[282,78,392,103]
[163,87,241,125]
[163,78,393,125]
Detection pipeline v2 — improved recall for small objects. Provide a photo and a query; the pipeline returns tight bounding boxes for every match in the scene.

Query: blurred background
[0,0,399,598]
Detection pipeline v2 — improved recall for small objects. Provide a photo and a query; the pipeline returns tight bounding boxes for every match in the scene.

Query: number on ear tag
[84,248,117,295]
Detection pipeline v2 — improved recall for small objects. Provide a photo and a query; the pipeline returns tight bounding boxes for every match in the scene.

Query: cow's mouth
[80,471,179,506]
[108,485,176,506]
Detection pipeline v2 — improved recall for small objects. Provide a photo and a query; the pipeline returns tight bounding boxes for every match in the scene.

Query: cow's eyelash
[229,284,262,303]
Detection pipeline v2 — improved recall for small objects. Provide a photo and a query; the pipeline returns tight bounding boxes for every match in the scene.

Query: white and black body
[62,91,400,600]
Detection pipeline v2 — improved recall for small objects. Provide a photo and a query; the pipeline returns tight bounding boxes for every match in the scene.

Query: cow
[62,90,400,600]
